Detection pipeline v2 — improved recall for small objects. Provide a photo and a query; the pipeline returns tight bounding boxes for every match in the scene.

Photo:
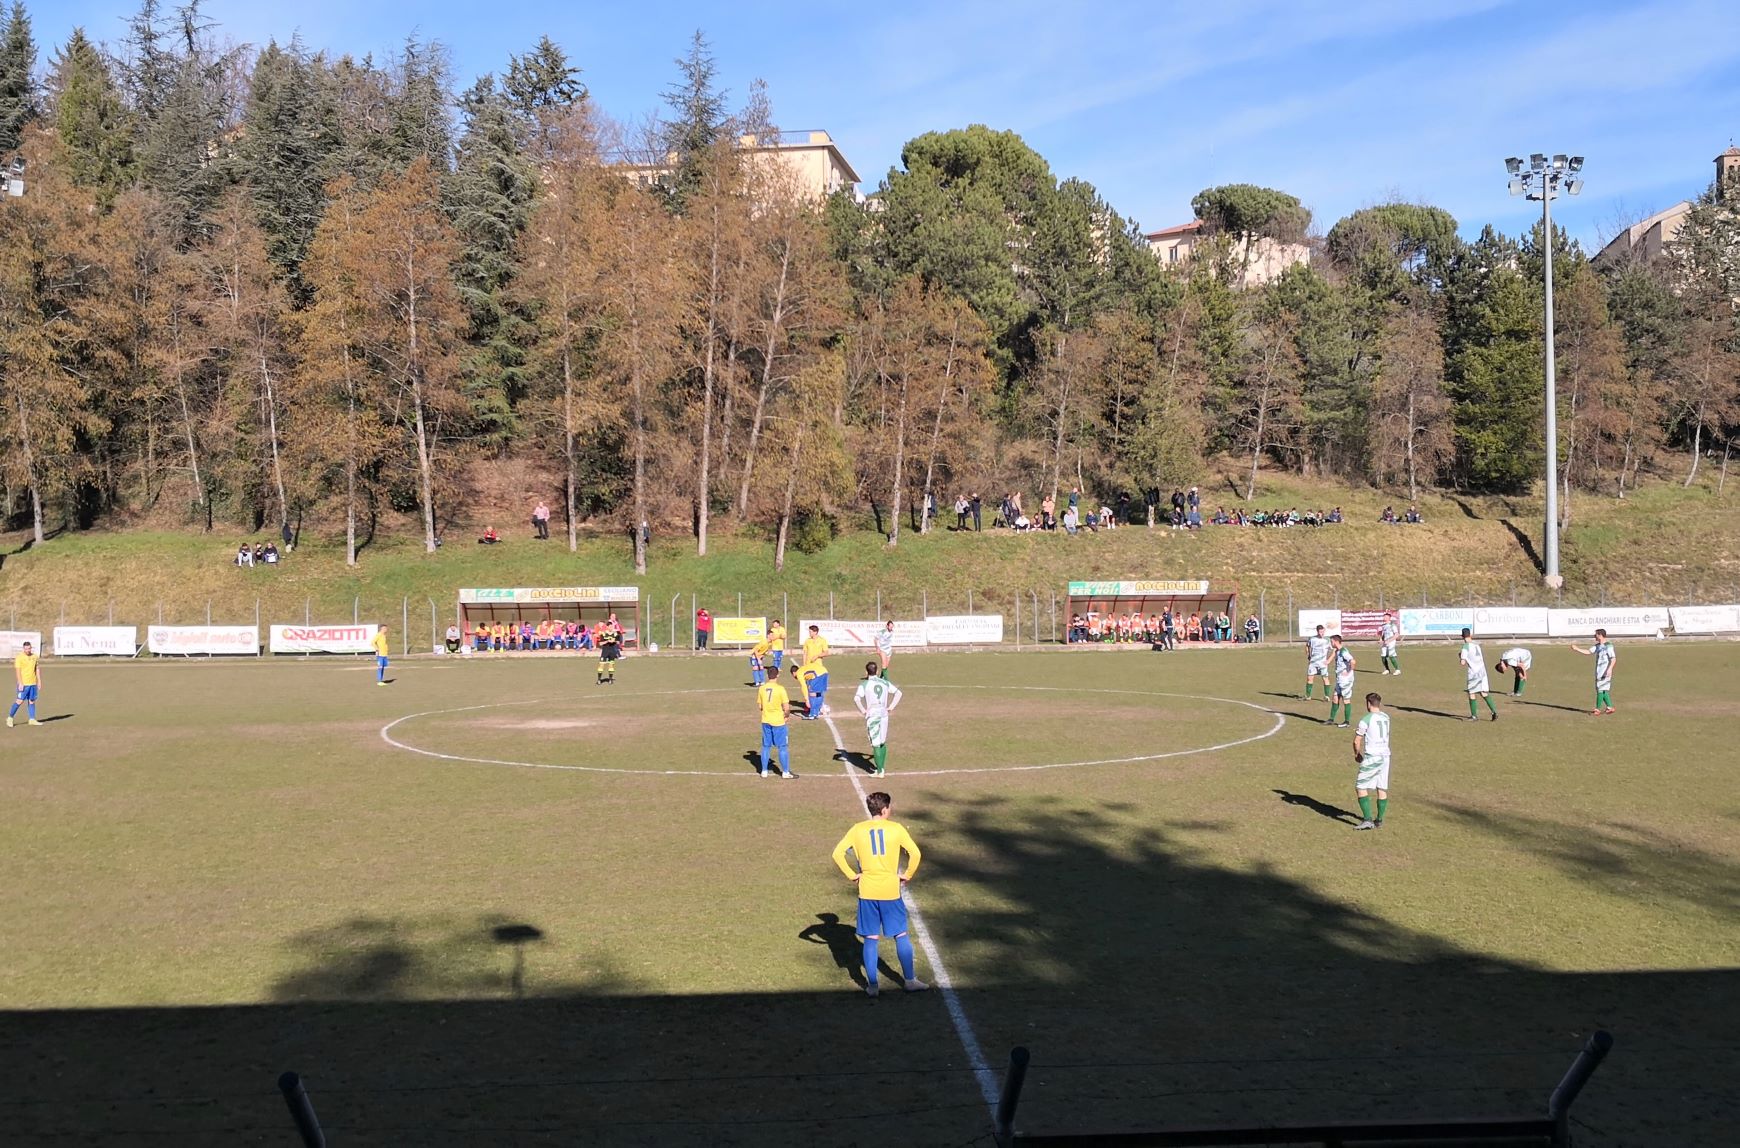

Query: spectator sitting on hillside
[1097,504,1116,530]
[1405,505,1423,523]
[263,543,279,564]
[1380,506,1396,524]
[235,544,252,568]
[1062,506,1079,534]
[1244,615,1261,643]
[1327,506,1343,523]
[479,526,500,544]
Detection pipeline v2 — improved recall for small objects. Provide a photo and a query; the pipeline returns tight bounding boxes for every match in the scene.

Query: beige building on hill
[1594,145,1740,268]
[1143,219,1311,287]
[617,129,861,202]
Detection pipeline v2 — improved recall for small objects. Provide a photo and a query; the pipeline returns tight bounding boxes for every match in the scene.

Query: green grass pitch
[2,641,1735,1145]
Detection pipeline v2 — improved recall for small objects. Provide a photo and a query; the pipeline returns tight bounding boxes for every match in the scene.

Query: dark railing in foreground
[995,1031,1613,1147]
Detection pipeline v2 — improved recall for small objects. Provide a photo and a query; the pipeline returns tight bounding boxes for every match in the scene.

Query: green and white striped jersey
[1593,641,1615,681]
[1333,647,1356,683]
[854,676,902,719]
[1357,710,1391,758]
[1306,635,1331,664]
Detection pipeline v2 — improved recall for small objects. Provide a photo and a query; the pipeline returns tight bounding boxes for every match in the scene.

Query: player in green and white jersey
[1571,629,1617,715]
[1303,624,1332,704]
[853,660,904,775]
[1494,648,1532,697]
[1378,611,1401,675]
[1459,627,1498,721]
[874,621,897,678]
[1328,634,1357,727]
[1352,691,1391,831]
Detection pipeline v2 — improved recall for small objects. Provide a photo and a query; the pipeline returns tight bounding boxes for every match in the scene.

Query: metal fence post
[354,596,360,624]
[782,592,788,634]
[305,597,311,625]
[1286,588,1292,643]
[922,589,927,619]
[1260,589,1267,644]
[830,592,835,619]
[1051,592,1057,642]
[994,1047,1031,1148]
[429,599,437,652]
[877,590,882,621]
[738,592,743,616]
[1031,591,1040,645]
[207,600,212,625]
[277,1071,326,1148]
[692,593,697,650]
[967,589,973,615]
[669,594,680,650]
[1333,585,1338,611]
[402,597,408,655]
[1013,587,1019,648]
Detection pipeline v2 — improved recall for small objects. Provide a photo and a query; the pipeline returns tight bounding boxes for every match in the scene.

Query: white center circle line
[379,684,1288,778]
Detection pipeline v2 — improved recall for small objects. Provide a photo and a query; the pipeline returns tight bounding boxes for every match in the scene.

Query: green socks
[872,745,886,772]
[1596,690,1611,709]
[1358,795,1373,820]
[1376,798,1388,821]
[1484,696,1497,715]
[1306,683,1314,699]
[1469,698,1479,717]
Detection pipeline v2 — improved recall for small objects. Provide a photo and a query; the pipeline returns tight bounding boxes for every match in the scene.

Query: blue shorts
[376,655,389,669]
[772,649,785,668]
[761,723,788,748]
[856,896,908,938]
[810,672,829,696]
[15,684,36,702]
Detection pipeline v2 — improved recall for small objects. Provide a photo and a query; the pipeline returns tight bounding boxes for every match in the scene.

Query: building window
[1168,247,1178,264]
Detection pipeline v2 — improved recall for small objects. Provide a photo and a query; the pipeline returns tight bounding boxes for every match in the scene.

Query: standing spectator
[1144,486,1160,527]
[1068,486,1080,517]
[1040,494,1055,530]
[970,492,982,532]
[954,494,969,530]
[1171,488,1185,522]
[1115,491,1130,525]
[532,500,551,539]
[640,519,650,547]
[696,607,713,650]
[281,521,294,553]
[1186,486,1200,514]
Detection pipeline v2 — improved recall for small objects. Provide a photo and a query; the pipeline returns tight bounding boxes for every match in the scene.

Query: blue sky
[41,0,1740,248]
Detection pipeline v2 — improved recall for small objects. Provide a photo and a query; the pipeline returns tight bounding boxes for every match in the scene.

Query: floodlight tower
[1505,153,1583,590]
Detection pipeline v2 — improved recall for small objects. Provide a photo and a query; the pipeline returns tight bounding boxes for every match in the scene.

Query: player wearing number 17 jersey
[853,660,904,775]
[831,791,928,998]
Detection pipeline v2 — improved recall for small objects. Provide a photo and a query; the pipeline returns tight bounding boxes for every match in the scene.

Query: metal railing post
[967,589,973,615]
[278,1071,326,1148]
[1031,591,1040,645]
[354,596,360,623]
[922,589,927,619]
[429,599,437,652]
[402,598,408,655]
[1548,1030,1613,1144]
[206,600,212,625]
[830,591,835,619]
[670,594,680,650]
[994,1047,1031,1148]
[877,590,882,621]
[782,592,788,635]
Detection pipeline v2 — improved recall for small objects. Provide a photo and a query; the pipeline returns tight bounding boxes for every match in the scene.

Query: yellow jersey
[371,631,389,657]
[750,638,773,662]
[14,651,38,686]
[832,817,922,901]
[757,681,790,726]
[802,634,829,671]
[769,624,785,652]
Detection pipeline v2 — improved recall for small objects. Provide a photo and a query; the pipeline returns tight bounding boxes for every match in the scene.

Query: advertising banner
[798,620,928,649]
[924,615,1004,644]
[1472,606,1552,637]
[1069,579,1210,597]
[1668,604,1740,634]
[711,617,767,646]
[269,624,381,654]
[53,626,139,656]
[1547,608,1668,638]
[1398,608,1474,637]
[459,586,639,604]
[1338,610,1389,638]
[0,630,44,658]
[1296,609,1340,637]
[147,625,260,656]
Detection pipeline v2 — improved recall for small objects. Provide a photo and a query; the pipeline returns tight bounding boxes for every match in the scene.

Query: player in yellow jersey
[756,664,796,778]
[749,636,772,686]
[831,791,928,997]
[800,624,831,719]
[8,640,41,726]
[768,620,787,672]
[371,626,391,685]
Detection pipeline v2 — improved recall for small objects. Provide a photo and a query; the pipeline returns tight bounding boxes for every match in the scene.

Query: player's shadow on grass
[1258,693,1330,724]
[740,749,773,774]
[835,749,875,773]
[1272,789,1360,824]
[37,713,73,723]
[1518,699,1589,714]
[797,912,895,990]
[1390,703,1464,721]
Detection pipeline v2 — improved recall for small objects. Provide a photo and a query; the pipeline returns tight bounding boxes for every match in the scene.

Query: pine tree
[448,74,536,444]
[0,1,37,153]
[503,35,584,156]
[45,29,134,202]
[239,39,341,294]
[657,30,726,211]
[1442,227,1542,492]
[383,37,453,172]
[126,1,239,235]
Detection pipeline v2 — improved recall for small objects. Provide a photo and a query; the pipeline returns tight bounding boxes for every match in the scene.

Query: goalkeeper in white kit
[853,660,904,776]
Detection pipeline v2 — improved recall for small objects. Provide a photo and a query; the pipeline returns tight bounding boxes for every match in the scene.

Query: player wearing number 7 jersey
[831,791,929,999]
[853,660,904,775]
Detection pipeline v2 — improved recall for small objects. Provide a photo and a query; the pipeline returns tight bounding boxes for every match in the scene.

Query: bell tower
[1718,145,1740,202]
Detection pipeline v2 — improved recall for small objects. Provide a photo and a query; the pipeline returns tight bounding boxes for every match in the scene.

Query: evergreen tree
[126,1,240,235]
[45,29,134,200]
[503,34,584,155]
[0,1,36,153]
[1442,226,1542,492]
[657,30,726,210]
[383,36,453,172]
[448,73,537,443]
[239,39,341,294]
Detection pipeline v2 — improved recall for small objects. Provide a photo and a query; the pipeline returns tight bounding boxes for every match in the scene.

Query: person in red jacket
[696,607,713,650]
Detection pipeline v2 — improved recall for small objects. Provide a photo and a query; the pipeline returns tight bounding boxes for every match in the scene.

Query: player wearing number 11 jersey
[831,791,928,998]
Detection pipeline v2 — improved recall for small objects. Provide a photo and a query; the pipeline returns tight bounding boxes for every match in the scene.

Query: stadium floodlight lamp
[1552,153,1569,169]
[1505,156,1523,175]
[1568,156,1585,172]
[1508,177,1526,195]
[1566,179,1584,196]
[1530,152,1547,170]
[6,157,20,175]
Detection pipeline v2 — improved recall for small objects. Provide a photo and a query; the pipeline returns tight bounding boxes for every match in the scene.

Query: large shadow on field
[4,800,1737,1145]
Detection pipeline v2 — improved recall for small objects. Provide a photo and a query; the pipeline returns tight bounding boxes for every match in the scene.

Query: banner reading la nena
[1472,607,1551,636]
[711,617,767,646]
[1547,608,1668,638]
[1668,604,1740,634]
[53,626,138,656]
[798,619,928,648]
[0,630,43,658]
[1069,580,1210,597]
[148,625,259,655]
[269,624,382,654]
[924,615,1004,644]
[459,586,638,604]
[1398,608,1474,637]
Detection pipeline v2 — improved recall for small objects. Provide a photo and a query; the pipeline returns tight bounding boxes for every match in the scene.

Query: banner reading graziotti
[459,586,639,604]
[53,626,139,656]
[1069,580,1211,597]
[147,625,260,655]
[269,623,382,654]
[797,620,928,648]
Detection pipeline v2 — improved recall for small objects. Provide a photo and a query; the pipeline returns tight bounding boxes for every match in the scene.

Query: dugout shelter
[1065,579,1239,637]
[458,586,642,647]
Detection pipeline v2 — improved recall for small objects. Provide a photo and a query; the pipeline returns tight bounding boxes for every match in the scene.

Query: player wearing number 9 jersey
[831,791,929,998]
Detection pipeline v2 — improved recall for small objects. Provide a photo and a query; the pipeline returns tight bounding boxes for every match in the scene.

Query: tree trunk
[735,241,793,514]
[1404,389,1418,503]
[405,266,439,554]
[918,320,960,534]
[696,208,724,556]
[1719,437,1731,495]
[1684,402,1704,487]
[259,345,290,532]
[13,392,43,544]
[562,346,579,552]
[774,417,807,572]
[887,354,912,547]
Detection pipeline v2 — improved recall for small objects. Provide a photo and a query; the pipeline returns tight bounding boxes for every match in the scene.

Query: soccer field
[2,642,1735,1146]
